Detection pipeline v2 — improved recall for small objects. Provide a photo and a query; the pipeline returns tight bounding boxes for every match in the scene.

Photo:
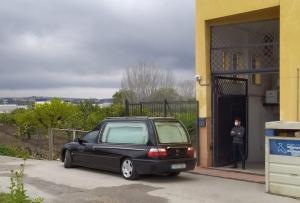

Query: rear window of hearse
[155,121,189,144]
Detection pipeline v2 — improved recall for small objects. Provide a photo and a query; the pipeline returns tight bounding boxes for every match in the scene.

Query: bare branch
[121,63,177,102]
[176,80,195,99]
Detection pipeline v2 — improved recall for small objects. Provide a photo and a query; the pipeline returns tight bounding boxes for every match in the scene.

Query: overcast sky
[0,0,195,99]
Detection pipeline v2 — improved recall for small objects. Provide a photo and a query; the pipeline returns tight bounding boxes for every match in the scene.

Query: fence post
[140,102,143,115]
[164,100,167,117]
[72,130,76,140]
[48,128,53,161]
[125,99,129,116]
[36,128,40,156]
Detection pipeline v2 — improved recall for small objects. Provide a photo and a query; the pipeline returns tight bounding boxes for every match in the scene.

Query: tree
[12,99,83,139]
[176,80,195,99]
[112,90,126,105]
[9,98,126,139]
[33,98,82,130]
[12,109,37,139]
[149,87,179,101]
[83,103,124,130]
[121,63,176,102]
[78,100,97,128]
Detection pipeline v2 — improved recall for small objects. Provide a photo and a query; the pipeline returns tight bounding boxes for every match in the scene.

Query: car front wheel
[121,158,138,180]
[64,150,73,168]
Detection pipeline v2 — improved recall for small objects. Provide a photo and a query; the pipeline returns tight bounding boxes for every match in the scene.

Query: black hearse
[61,117,196,180]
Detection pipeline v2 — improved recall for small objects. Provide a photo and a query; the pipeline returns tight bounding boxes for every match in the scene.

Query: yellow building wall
[196,0,300,122]
[196,0,280,118]
[280,0,300,121]
[195,0,300,166]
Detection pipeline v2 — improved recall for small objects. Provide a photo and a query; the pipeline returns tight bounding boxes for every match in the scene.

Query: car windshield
[154,121,189,144]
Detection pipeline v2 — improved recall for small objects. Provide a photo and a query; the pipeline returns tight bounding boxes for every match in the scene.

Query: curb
[186,169,265,184]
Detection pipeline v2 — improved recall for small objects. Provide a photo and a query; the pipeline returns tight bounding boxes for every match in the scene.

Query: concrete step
[189,167,265,184]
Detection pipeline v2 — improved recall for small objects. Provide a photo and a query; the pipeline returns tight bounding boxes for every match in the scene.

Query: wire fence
[48,128,88,160]
[0,125,49,159]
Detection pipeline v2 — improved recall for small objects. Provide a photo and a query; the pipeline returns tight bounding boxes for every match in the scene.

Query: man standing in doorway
[230,118,246,169]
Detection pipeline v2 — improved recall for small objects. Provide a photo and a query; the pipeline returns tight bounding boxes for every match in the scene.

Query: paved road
[0,156,299,203]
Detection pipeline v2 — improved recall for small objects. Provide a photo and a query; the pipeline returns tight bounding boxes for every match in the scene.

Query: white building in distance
[0,104,27,113]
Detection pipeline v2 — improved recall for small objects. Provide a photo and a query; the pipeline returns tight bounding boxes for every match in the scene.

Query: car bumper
[133,157,196,175]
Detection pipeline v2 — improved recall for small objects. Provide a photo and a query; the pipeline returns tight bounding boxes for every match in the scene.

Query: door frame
[212,76,249,167]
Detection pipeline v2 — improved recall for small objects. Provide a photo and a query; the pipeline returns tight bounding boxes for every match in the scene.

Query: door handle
[78,146,86,151]
[93,146,102,150]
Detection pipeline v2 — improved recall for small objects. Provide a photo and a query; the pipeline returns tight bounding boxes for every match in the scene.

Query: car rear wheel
[64,150,73,168]
[121,158,138,180]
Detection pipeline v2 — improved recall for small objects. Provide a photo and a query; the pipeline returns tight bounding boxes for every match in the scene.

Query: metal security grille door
[213,77,248,167]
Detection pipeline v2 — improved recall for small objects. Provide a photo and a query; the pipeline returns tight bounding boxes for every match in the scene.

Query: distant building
[34,99,51,105]
[97,98,113,108]
[97,103,112,108]
[0,104,27,113]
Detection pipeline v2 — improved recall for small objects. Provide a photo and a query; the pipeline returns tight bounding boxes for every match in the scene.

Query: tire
[169,172,181,177]
[121,158,139,180]
[64,150,73,168]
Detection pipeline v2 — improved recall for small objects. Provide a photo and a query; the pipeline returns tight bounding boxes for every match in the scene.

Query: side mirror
[76,138,86,145]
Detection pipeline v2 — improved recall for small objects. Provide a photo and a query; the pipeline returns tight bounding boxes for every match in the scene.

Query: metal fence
[0,124,89,160]
[125,100,200,164]
[0,125,51,159]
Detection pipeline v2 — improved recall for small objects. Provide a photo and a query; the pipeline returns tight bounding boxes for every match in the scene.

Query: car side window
[101,122,148,145]
[83,131,99,143]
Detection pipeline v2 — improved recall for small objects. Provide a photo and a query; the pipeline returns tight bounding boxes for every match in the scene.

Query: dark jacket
[230,126,245,144]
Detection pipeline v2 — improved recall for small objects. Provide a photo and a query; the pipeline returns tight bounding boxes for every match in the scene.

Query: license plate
[171,163,186,169]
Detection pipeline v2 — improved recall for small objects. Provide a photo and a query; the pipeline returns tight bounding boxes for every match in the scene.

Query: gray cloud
[0,0,195,98]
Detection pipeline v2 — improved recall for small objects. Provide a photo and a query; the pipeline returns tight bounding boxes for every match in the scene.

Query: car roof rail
[149,116,176,119]
[105,116,149,119]
[105,116,176,120]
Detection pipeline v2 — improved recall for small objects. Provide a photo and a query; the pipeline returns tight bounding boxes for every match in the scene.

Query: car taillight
[187,147,194,157]
[148,148,167,158]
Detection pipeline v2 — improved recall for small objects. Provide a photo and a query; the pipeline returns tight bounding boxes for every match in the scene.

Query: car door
[72,130,99,167]
[91,121,150,172]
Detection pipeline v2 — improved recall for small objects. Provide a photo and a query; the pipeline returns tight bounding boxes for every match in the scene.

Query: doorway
[210,20,279,173]
[212,76,248,167]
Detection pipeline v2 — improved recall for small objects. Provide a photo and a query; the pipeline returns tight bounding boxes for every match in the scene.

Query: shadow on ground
[25,176,167,203]
[73,165,196,184]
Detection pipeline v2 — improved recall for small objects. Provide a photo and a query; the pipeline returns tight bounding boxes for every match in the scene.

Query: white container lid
[265,121,300,130]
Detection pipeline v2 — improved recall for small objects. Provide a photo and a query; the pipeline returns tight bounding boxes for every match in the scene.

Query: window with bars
[210,20,279,75]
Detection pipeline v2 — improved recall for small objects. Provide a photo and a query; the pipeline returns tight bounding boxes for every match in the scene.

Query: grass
[0,160,44,203]
[0,145,30,159]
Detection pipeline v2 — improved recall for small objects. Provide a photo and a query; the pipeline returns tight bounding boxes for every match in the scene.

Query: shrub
[0,160,44,203]
[0,113,14,125]
[0,145,30,159]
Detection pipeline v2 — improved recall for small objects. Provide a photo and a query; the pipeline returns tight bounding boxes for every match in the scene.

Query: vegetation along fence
[0,99,199,164]
[125,100,200,165]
